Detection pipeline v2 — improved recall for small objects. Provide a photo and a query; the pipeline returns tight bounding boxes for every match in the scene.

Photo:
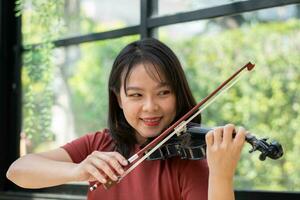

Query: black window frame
[1,0,300,199]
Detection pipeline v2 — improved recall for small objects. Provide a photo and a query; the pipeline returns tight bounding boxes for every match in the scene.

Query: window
[22,0,140,45]
[12,0,300,197]
[158,0,246,16]
[159,4,300,191]
[22,37,138,154]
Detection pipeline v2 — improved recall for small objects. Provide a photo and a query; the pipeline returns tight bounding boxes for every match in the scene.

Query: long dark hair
[108,38,200,158]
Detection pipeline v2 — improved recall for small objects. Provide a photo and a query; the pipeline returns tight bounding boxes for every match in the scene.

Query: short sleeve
[61,129,114,164]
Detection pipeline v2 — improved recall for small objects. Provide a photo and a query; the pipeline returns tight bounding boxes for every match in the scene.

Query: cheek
[164,97,177,116]
[122,101,140,118]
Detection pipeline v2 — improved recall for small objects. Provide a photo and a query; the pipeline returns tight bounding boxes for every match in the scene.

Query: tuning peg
[259,153,267,161]
[249,145,258,153]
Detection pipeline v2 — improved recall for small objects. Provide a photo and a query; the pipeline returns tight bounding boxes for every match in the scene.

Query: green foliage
[20,0,300,191]
[23,46,55,147]
[163,19,300,190]
[22,1,65,45]
[66,19,300,190]
[68,37,138,135]
[21,0,64,151]
[15,0,24,17]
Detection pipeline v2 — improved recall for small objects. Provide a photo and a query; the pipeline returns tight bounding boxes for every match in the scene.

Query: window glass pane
[158,4,300,192]
[21,36,138,154]
[22,0,140,45]
[158,0,247,16]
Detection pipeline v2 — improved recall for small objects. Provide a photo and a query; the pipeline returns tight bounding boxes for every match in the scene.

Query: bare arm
[205,124,246,200]
[6,148,128,189]
[6,148,77,188]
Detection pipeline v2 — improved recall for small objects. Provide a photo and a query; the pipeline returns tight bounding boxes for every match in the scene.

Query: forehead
[122,62,167,86]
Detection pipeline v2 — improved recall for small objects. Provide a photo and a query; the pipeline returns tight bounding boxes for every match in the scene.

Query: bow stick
[90,62,255,191]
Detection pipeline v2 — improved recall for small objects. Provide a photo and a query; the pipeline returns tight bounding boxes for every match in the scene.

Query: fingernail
[123,160,128,165]
[113,175,118,181]
[102,178,107,183]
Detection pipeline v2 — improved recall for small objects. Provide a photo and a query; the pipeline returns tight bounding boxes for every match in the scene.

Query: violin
[146,122,283,161]
[90,62,284,191]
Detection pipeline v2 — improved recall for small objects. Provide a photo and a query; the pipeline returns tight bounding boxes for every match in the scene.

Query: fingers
[205,131,213,146]
[234,126,246,148]
[85,164,108,184]
[109,152,128,166]
[205,124,247,178]
[96,153,126,176]
[213,127,223,146]
[92,156,119,182]
[223,124,235,145]
[206,124,246,147]
[206,125,232,147]
[85,151,128,183]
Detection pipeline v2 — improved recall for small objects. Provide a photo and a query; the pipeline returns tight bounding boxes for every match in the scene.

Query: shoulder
[87,129,115,151]
[85,128,110,142]
[61,128,115,163]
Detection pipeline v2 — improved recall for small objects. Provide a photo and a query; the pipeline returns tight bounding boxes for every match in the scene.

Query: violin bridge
[174,121,187,136]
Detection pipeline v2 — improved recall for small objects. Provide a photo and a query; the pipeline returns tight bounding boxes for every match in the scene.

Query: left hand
[205,124,246,180]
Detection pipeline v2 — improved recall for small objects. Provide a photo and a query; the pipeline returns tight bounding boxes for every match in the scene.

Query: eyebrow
[126,82,170,91]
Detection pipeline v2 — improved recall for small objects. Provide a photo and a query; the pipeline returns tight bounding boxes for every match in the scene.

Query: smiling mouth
[141,117,162,127]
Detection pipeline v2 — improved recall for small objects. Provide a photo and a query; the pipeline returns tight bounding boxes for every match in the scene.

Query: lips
[141,117,162,126]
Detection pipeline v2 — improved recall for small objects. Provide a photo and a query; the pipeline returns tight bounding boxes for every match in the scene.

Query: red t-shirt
[62,129,208,200]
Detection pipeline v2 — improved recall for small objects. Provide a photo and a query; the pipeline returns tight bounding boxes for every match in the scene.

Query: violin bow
[90,62,255,191]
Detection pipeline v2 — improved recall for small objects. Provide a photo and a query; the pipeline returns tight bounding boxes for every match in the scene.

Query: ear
[116,94,123,109]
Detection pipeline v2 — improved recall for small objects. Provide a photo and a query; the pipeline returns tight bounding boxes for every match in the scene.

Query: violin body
[146,123,283,161]
[146,123,208,160]
[91,62,284,191]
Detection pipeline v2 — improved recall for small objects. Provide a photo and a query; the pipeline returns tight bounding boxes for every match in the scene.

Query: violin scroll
[245,134,283,161]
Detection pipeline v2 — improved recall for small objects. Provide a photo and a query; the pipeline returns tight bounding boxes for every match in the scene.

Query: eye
[158,90,171,96]
[128,93,142,98]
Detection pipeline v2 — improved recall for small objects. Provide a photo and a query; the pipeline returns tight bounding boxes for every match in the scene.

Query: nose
[143,96,159,112]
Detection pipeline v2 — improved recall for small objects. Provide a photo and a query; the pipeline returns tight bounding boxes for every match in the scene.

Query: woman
[7,38,246,200]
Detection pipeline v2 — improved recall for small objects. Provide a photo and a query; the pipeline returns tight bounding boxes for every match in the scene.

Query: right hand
[72,151,128,184]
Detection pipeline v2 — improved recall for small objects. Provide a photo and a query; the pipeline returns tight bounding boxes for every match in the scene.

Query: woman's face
[118,63,177,144]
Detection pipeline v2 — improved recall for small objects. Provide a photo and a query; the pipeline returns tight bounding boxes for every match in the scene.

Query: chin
[143,129,163,138]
